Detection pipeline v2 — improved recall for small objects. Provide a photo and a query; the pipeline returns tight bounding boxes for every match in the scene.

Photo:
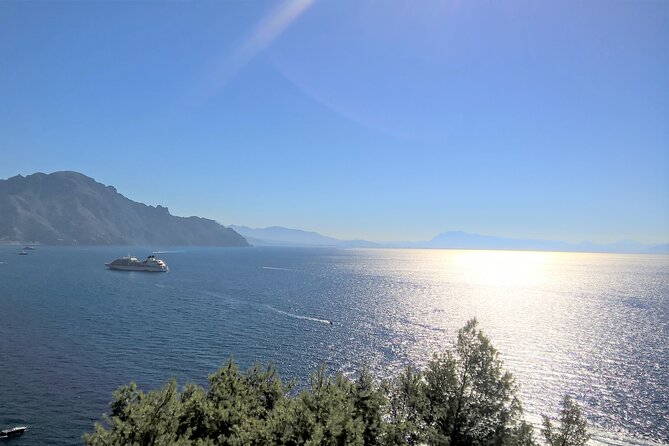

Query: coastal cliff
[0,171,249,246]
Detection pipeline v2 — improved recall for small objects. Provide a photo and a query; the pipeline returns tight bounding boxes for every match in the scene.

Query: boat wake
[264,305,332,325]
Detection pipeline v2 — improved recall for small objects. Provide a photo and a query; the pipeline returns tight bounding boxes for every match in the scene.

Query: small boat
[105,254,169,272]
[0,426,27,438]
[23,246,36,250]
[17,250,28,255]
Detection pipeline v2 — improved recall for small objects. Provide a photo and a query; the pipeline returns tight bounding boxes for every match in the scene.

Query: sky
[1,0,667,244]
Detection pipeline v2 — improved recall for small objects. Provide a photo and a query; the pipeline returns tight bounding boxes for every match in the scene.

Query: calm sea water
[0,246,667,445]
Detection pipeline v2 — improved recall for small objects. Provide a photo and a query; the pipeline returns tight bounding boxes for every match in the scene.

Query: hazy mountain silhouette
[648,243,669,254]
[410,230,572,251]
[0,171,249,246]
[230,225,380,248]
[5,170,659,253]
[231,226,667,254]
[410,231,668,253]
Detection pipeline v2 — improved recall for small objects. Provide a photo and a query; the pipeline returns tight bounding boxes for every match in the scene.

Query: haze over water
[0,246,667,445]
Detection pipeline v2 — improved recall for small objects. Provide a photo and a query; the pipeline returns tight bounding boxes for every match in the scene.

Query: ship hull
[105,264,168,272]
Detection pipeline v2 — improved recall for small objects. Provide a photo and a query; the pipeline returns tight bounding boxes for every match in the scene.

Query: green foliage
[352,369,388,445]
[542,396,590,446]
[85,320,588,446]
[268,365,388,445]
[85,380,185,446]
[387,318,536,446]
[84,362,387,446]
[385,366,429,445]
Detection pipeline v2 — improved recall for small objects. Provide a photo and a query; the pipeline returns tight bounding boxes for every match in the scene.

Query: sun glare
[451,250,555,289]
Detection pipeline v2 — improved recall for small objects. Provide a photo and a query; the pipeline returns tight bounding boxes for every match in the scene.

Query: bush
[386,318,537,446]
[543,395,590,446]
[85,319,588,446]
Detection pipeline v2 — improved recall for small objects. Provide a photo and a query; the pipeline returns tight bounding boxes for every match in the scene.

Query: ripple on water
[0,247,667,445]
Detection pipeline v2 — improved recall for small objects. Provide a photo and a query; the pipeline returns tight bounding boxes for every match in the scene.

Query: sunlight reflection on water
[0,247,667,445]
[336,249,669,445]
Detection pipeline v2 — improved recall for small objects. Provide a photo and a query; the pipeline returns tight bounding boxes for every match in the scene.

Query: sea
[0,246,667,445]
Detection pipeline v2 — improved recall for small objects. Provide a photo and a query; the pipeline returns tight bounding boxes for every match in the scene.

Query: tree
[84,380,186,446]
[351,369,388,446]
[85,319,563,446]
[276,365,387,446]
[543,396,590,446]
[203,360,288,444]
[386,366,429,445]
[388,318,537,446]
[84,360,292,446]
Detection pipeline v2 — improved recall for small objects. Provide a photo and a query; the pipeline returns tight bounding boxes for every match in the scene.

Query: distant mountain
[230,225,667,254]
[0,171,249,246]
[648,243,669,254]
[405,230,572,251]
[230,225,379,248]
[574,239,652,254]
[404,231,667,254]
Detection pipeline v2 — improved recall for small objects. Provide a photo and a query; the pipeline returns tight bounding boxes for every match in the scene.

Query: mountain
[406,230,571,251]
[575,239,652,254]
[404,231,667,254]
[648,243,669,254]
[230,225,667,254]
[0,171,249,246]
[230,225,380,248]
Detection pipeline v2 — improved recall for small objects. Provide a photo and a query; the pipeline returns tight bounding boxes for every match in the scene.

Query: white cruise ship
[105,255,169,272]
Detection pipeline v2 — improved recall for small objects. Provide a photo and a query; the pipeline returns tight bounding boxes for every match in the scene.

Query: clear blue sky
[1,1,667,244]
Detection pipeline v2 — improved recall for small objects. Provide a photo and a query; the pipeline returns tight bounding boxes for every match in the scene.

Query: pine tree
[543,395,590,446]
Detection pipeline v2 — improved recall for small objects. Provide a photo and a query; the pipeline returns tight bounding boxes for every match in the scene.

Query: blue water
[0,246,667,445]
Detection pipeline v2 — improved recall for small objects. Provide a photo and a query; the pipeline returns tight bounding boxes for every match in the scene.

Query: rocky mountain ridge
[0,171,248,246]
